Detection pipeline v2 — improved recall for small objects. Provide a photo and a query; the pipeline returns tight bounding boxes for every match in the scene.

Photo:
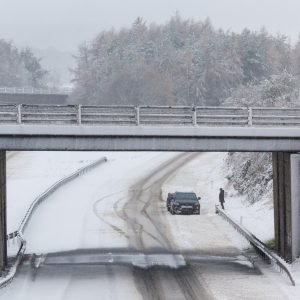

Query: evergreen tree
[20,48,47,88]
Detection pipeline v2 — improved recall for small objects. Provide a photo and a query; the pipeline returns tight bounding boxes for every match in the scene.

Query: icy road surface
[1,152,291,299]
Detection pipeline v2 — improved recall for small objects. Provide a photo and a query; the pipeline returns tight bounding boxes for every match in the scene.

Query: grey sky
[1,0,300,51]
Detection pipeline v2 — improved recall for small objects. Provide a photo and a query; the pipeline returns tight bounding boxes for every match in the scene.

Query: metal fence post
[17,104,22,124]
[248,107,253,126]
[136,106,140,126]
[77,105,82,125]
[192,107,197,126]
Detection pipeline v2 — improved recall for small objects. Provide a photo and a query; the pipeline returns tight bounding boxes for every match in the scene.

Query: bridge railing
[1,104,300,126]
[81,105,136,125]
[0,87,71,95]
[252,107,300,126]
[21,104,78,125]
[0,105,18,124]
[196,107,249,126]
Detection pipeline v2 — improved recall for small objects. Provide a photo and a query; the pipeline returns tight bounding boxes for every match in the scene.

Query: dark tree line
[72,15,300,106]
[0,40,47,88]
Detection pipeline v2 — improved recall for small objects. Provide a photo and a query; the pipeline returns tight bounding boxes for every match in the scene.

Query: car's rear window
[175,193,197,202]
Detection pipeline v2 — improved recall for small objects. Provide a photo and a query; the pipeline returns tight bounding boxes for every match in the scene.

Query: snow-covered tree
[71,15,300,106]
[20,48,47,88]
[0,40,47,88]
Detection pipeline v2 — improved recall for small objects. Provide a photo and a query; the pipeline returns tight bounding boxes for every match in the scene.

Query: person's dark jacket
[219,189,225,203]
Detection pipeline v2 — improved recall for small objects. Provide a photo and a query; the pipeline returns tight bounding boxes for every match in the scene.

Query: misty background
[1,0,300,87]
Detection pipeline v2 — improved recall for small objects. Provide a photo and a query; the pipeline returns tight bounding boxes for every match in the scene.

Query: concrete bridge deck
[0,124,299,151]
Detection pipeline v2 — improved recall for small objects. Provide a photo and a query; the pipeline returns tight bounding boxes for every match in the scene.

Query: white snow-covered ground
[163,152,274,246]
[1,151,297,299]
[161,152,300,298]
[6,151,273,253]
[8,152,179,253]
[7,151,103,233]
[225,192,274,242]
[4,151,175,259]
[162,152,249,252]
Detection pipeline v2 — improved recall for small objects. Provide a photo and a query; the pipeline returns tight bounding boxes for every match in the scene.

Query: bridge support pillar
[0,151,7,271]
[290,154,300,261]
[273,152,300,262]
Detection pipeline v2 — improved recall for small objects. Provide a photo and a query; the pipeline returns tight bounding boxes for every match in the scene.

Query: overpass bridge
[0,104,299,151]
[0,87,70,105]
[1,104,300,271]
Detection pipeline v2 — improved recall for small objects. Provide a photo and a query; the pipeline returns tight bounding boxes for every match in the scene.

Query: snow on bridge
[0,104,299,151]
[0,87,71,95]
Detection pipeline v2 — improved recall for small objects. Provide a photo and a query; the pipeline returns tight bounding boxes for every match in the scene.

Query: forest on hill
[72,15,300,107]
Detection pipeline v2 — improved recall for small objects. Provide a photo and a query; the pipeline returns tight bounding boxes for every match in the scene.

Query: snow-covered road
[0,152,293,299]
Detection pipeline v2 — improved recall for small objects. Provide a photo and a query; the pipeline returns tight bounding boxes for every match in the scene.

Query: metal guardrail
[0,232,25,289]
[215,205,296,286]
[0,104,300,127]
[18,157,107,233]
[0,87,71,95]
[0,157,107,288]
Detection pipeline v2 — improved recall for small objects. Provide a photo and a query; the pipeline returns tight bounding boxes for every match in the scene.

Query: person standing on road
[219,188,225,209]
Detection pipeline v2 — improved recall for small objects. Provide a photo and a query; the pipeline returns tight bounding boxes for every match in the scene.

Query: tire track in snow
[121,152,218,299]
[133,266,215,300]
[124,152,200,251]
[114,195,166,248]
[90,152,215,299]
[92,191,129,240]
[173,267,214,300]
[93,190,169,245]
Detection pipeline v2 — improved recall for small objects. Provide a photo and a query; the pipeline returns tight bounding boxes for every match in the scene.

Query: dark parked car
[167,192,200,215]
